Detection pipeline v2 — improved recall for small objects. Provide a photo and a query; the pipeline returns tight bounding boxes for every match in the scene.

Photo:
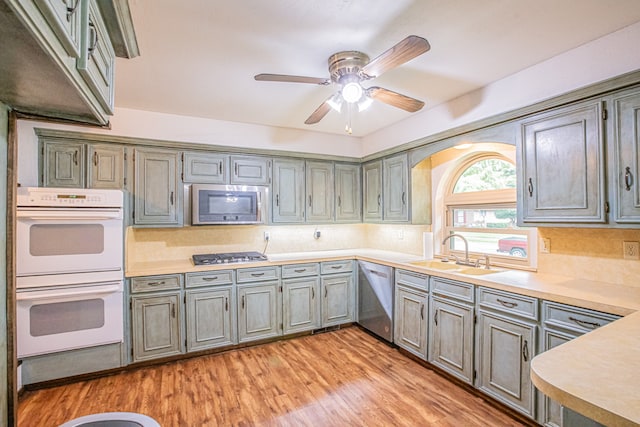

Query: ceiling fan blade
[255,73,330,85]
[304,95,335,124]
[361,35,430,79]
[368,87,425,112]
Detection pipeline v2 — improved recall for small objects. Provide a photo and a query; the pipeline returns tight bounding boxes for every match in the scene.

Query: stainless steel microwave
[191,184,268,225]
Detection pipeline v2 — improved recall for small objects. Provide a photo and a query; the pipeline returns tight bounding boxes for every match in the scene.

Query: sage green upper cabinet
[383,153,409,222]
[182,152,228,184]
[519,100,605,224]
[609,87,640,223]
[1,0,135,124]
[335,163,361,222]
[306,161,334,223]
[272,158,305,223]
[363,160,383,221]
[133,148,182,227]
[230,155,271,185]
[42,140,85,188]
[87,144,125,189]
[77,0,115,114]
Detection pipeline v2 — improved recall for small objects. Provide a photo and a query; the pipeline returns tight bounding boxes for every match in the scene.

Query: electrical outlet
[540,238,551,254]
[314,230,321,239]
[397,229,404,240]
[623,241,639,260]
[263,231,270,242]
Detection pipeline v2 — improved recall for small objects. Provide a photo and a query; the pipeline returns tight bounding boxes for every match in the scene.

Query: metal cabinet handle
[308,195,312,207]
[625,167,633,191]
[324,287,328,298]
[241,295,245,309]
[93,151,98,166]
[569,316,601,329]
[225,297,228,311]
[219,162,223,174]
[66,0,79,21]
[147,281,165,286]
[337,195,341,207]
[377,194,381,206]
[420,304,424,320]
[88,22,99,56]
[522,339,529,362]
[73,150,78,165]
[401,191,406,205]
[434,311,438,326]
[170,191,174,205]
[311,288,315,299]
[202,276,218,281]
[528,178,533,197]
[496,298,518,308]
[250,272,265,277]
[234,163,239,176]
[330,265,342,270]
[171,303,176,318]
[294,269,306,273]
[276,194,279,206]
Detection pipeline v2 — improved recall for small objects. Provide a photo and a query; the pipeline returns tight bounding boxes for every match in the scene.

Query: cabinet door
[383,153,409,221]
[182,152,228,184]
[230,155,271,185]
[272,158,305,223]
[610,89,640,222]
[131,292,182,362]
[335,163,361,222]
[477,311,536,418]
[237,282,282,343]
[306,160,334,222]
[540,329,574,427]
[394,285,427,359]
[429,297,474,384]
[77,0,115,113]
[520,101,605,223]
[134,148,181,226]
[282,277,320,334]
[42,141,85,188]
[87,144,125,189]
[34,0,83,58]
[186,287,234,352]
[363,160,382,221]
[321,273,354,326]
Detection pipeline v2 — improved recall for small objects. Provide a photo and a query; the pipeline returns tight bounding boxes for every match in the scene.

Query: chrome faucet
[442,233,476,267]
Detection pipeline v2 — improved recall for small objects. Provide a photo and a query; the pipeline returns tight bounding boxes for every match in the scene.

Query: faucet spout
[442,233,472,266]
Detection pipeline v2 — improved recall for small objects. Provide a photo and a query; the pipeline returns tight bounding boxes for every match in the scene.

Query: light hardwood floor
[18,327,527,426]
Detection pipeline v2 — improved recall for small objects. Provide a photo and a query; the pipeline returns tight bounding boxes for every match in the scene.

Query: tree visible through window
[443,155,535,268]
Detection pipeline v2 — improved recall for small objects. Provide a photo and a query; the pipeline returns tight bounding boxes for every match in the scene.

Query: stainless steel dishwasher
[358,261,394,342]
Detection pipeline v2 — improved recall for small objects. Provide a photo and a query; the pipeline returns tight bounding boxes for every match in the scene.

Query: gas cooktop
[192,251,268,265]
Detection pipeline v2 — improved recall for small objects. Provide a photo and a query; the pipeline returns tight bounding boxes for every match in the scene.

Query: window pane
[453,159,516,193]
[452,207,518,229]
[445,231,528,258]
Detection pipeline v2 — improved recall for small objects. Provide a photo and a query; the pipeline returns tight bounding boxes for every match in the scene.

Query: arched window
[443,154,535,268]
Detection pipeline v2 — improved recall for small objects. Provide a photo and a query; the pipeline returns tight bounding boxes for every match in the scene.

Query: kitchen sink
[456,267,501,276]
[408,260,462,270]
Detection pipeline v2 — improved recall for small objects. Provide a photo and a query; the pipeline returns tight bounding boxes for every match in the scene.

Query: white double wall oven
[16,187,125,358]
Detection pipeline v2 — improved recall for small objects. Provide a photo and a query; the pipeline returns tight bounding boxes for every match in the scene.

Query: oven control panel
[17,187,123,208]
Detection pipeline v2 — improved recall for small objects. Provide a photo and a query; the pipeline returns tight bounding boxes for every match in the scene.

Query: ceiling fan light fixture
[342,82,363,103]
[357,95,373,112]
[327,93,343,112]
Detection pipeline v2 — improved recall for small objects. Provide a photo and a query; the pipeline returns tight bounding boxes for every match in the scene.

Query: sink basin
[457,267,501,276]
[409,260,462,270]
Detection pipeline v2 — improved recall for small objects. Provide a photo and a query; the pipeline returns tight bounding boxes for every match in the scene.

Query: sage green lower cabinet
[476,287,539,419]
[321,273,354,326]
[282,277,321,334]
[394,270,428,359]
[237,281,282,343]
[185,287,235,352]
[428,278,475,384]
[131,291,182,362]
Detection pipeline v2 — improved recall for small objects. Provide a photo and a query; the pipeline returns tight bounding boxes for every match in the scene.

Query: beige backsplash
[126,225,640,288]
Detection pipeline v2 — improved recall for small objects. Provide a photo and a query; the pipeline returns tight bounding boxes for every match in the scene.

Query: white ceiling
[116,0,640,137]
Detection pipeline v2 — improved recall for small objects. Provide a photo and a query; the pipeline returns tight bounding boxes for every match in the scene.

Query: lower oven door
[16,281,124,358]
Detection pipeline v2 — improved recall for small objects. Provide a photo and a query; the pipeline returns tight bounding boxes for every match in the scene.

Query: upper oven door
[16,208,123,278]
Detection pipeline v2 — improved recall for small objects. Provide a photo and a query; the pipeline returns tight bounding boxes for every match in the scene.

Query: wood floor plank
[18,327,528,426]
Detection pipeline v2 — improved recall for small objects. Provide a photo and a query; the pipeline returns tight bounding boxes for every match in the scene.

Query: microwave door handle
[16,284,122,302]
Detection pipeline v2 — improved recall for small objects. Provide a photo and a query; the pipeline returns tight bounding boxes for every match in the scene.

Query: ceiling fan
[254,35,430,133]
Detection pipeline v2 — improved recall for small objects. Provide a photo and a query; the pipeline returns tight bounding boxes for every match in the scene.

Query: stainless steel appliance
[358,261,394,342]
[192,251,268,265]
[16,187,124,358]
[191,184,268,225]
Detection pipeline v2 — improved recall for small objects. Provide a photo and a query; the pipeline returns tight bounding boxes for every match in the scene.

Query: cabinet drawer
[131,274,182,293]
[395,269,428,291]
[236,266,280,283]
[478,287,539,321]
[185,270,234,288]
[431,278,474,303]
[320,260,353,275]
[281,263,319,278]
[542,301,620,334]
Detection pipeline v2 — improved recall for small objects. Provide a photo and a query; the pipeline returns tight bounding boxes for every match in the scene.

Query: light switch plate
[540,238,551,253]
[623,241,639,260]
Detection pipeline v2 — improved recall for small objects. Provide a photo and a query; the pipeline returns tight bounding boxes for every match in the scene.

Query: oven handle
[16,284,122,302]
[17,209,122,220]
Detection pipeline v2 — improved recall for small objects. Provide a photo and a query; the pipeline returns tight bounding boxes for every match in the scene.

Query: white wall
[361,21,640,155]
[17,20,640,184]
